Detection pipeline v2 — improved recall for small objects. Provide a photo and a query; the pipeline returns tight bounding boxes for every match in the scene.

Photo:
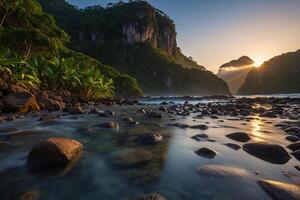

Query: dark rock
[136,133,163,144]
[95,121,119,129]
[27,137,83,167]
[295,166,300,171]
[258,179,300,200]
[4,92,40,113]
[137,193,166,200]
[145,111,162,119]
[166,123,189,129]
[191,134,209,142]
[285,135,300,142]
[226,132,251,142]
[8,84,29,93]
[11,189,42,200]
[76,128,93,135]
[114,149,152,168]
[261,112,277,118]
[43,99,65,111]
[195,148,218,159]
[292,150,300,161]
[285,127,300,137]
[68,106,84,114]
[190,124,208,130]
[243,143,291,164]
[287,142,300,151]
[225,143,241,150]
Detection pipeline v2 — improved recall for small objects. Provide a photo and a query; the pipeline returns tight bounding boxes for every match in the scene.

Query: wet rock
[95,121,119,129]
[197,165,250,178]
[12,189,42,200]
[114,149,152,168]
[243,143,291,164]
[195,148,218,159]
[90,108,99,114]
[261,112,277,118]
[6,130,45,139]
[284,127,300,137]
[27,137,83,167]
[166,123,189,129]
[190,124,208,130]
[224,143,241,150]
[68,106,84,114]
[137,193,166,200]
[136,133,163,144]
[287,142,300,151]
[43,99,65,111]
[258,179,300,200]
[285,135,300,142]
[191,134,209,141]
[145,111,162,119]
[4,92,40,113]
[98,110,115,117]
[292,150,300,161]
[295,166,300,171]
[226,132,251,142]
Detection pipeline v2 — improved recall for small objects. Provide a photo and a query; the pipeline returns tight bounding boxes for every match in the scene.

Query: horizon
[68,0,300,73]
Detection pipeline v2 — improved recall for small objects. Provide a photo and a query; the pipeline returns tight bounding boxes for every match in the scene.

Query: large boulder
[27,137,83,167]
[243,143,291,164]
[258,179,300,200]
[226,132,251,142]
[4,92,40,113]
[136,133,163,144]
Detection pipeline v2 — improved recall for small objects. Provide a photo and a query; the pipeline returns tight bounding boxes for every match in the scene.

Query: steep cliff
[217,56,254,94]
[238,50,300,95]
[39,0,230,95]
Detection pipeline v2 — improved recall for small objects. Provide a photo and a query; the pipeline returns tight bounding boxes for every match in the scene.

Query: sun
[253,59,264,68]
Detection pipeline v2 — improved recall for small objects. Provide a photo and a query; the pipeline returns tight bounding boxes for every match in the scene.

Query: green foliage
[114,74,143,98]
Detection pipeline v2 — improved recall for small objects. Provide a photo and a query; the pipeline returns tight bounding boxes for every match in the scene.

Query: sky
[68,0,300,73]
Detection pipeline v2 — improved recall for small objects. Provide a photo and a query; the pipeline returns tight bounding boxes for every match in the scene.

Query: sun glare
[253,58,264,68]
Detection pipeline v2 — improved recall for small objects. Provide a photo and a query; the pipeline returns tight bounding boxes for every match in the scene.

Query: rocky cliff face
[39,0,229,95]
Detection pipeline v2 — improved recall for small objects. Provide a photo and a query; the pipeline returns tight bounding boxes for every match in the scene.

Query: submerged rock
[292,150,300,161]
[95,122,119,129]
[114,149,152,168]
[243,143,291,164]
[27,137,83,167]
[136,133,163,144]
[258,179,300,200]
[137,193,166,200]
[166,123,189,129]
[145,111,163,119]
[195,148,218,159]
[285,135,300,142]
[226,132,251,142]
[197,165,250,178]
[191,134,209,142]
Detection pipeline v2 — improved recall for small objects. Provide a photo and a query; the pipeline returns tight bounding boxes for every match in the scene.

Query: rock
[114,149,152,168]
[76,128,93,135]
[68,106,84,114]
[224,143,241,150]
[8,84,29,93]
[285,127,300,137]
[95,121,119,129]
[226,132,251,142]
[292,150,300,161]
[27,137,83,167]
[195,148,218,159]
[90,108,99,114]
[12,189,42,200]
[285,135,300,142]
[243,143,291,164]
[261,112,277,118]
[43,99,65,111]
[287,142,300,151]
[191,134,209,142]
[4,92,40,113]
[295,166,300,171]
[137,193,166,200]
[136,133,163,144]
[258,179,300,200]
[166,123,189,129]
[190,124,208,130]
[145,111,162,119]
[197,165,250,178]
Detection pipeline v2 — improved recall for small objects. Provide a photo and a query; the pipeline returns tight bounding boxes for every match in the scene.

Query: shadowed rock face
[258,179,300,200]
[243,143,291,164]
[27,138,83,167]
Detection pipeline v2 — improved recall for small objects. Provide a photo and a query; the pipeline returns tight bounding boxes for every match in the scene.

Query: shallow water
[0,104,299,200]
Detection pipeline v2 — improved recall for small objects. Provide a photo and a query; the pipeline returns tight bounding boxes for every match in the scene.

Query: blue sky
[68,0,300,73]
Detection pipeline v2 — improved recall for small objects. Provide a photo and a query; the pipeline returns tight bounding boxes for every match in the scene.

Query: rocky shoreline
[0,84,300,199]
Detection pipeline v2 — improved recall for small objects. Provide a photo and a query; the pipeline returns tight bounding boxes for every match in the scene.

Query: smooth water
[0,104,299,199]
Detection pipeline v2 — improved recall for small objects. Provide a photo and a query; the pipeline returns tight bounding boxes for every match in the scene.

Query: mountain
[217,56,254,94]
[38,0,230,96]
[238,50,300,95]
